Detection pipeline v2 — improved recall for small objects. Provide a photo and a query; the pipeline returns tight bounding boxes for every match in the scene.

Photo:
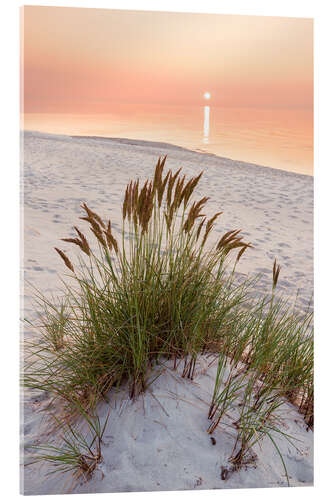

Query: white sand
[21,131,313,494]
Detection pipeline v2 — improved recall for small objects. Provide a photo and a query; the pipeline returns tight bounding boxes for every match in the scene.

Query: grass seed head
[141,181,154,232]
[79,216,102,235]
[167,168,182,208]
[236,243,252,262]
[90,227,107,247]
[181,172,203,208]
[152,156,167,196]
[61,237,85,251]
[183,197,209,233]
[81,203,105,229]
[74,227,91,256]
[196,217,207,242]
[104,220,119,253]
[216,229,242,251]
[272,259,281,289]
[202,211,223,246]
[123,185,129,220]
[157,170,170,207]
[173,174,186,210]
[54,247,74,273]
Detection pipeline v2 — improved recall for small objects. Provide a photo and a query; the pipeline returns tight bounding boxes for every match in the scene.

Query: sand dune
[22,131,313,494]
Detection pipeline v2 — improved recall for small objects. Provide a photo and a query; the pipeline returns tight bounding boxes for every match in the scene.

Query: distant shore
[71,133,313,177]
[23,129,313,177]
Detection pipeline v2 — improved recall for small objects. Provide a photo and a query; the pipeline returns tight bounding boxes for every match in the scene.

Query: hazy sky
[22,6,313,112]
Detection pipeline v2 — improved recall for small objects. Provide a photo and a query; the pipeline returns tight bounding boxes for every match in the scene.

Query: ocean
[23,103,313,175]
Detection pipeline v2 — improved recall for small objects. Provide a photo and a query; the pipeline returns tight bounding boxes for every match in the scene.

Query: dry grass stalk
[81,202,105,229]
[180,172,203,208]
[157,170,170,208]
[183,197,209,233]
[90,227,107,248]
[236,243,252,262]
[152,156,166,195]
[167,168,182,207]
[202,211,223,246]
[61,237,87,254]
[216,229,242,251]
[137,180,154,232]
[123,184,129,220]
[54,247,75,273]
[173,174,186,210]
[104,220,119,253]
[196,217,207,242]
[73,227,91,256]
[273,258,281,289]
[79,216,101,235]
[61,226,91,257]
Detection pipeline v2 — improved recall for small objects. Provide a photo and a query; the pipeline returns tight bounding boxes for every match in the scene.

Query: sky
[22,6,313,113]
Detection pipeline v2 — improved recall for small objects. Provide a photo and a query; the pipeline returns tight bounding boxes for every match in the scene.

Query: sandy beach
[22,130,313,494]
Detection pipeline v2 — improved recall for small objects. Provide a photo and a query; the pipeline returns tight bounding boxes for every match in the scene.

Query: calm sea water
[23,104,313,175]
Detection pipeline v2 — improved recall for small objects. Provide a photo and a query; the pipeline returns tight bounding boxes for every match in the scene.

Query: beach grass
[207,275,313,480]
[24,157,252,406]
[25,394,110,480]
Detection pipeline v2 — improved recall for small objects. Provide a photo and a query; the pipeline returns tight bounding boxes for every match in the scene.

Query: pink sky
[22,6,313,113]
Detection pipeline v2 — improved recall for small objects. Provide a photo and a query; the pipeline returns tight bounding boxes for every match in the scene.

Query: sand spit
[22,131,313,494]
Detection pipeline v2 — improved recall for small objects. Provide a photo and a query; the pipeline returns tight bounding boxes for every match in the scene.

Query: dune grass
[25,395,110,481]
[23,157,313,482]
[24,157,253,407]
[207,268,313,481]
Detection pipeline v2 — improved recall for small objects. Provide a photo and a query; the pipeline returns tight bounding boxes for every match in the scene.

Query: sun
[203,92,211,100]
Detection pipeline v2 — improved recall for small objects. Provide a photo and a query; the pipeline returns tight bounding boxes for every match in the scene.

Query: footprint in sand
[256,268,271,274]
[278,242,290,248]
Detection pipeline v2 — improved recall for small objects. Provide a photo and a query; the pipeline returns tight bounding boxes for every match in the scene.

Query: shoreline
[22,129,313,178]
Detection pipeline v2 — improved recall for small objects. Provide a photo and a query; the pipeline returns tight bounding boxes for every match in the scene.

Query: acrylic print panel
[21,5,313,495]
